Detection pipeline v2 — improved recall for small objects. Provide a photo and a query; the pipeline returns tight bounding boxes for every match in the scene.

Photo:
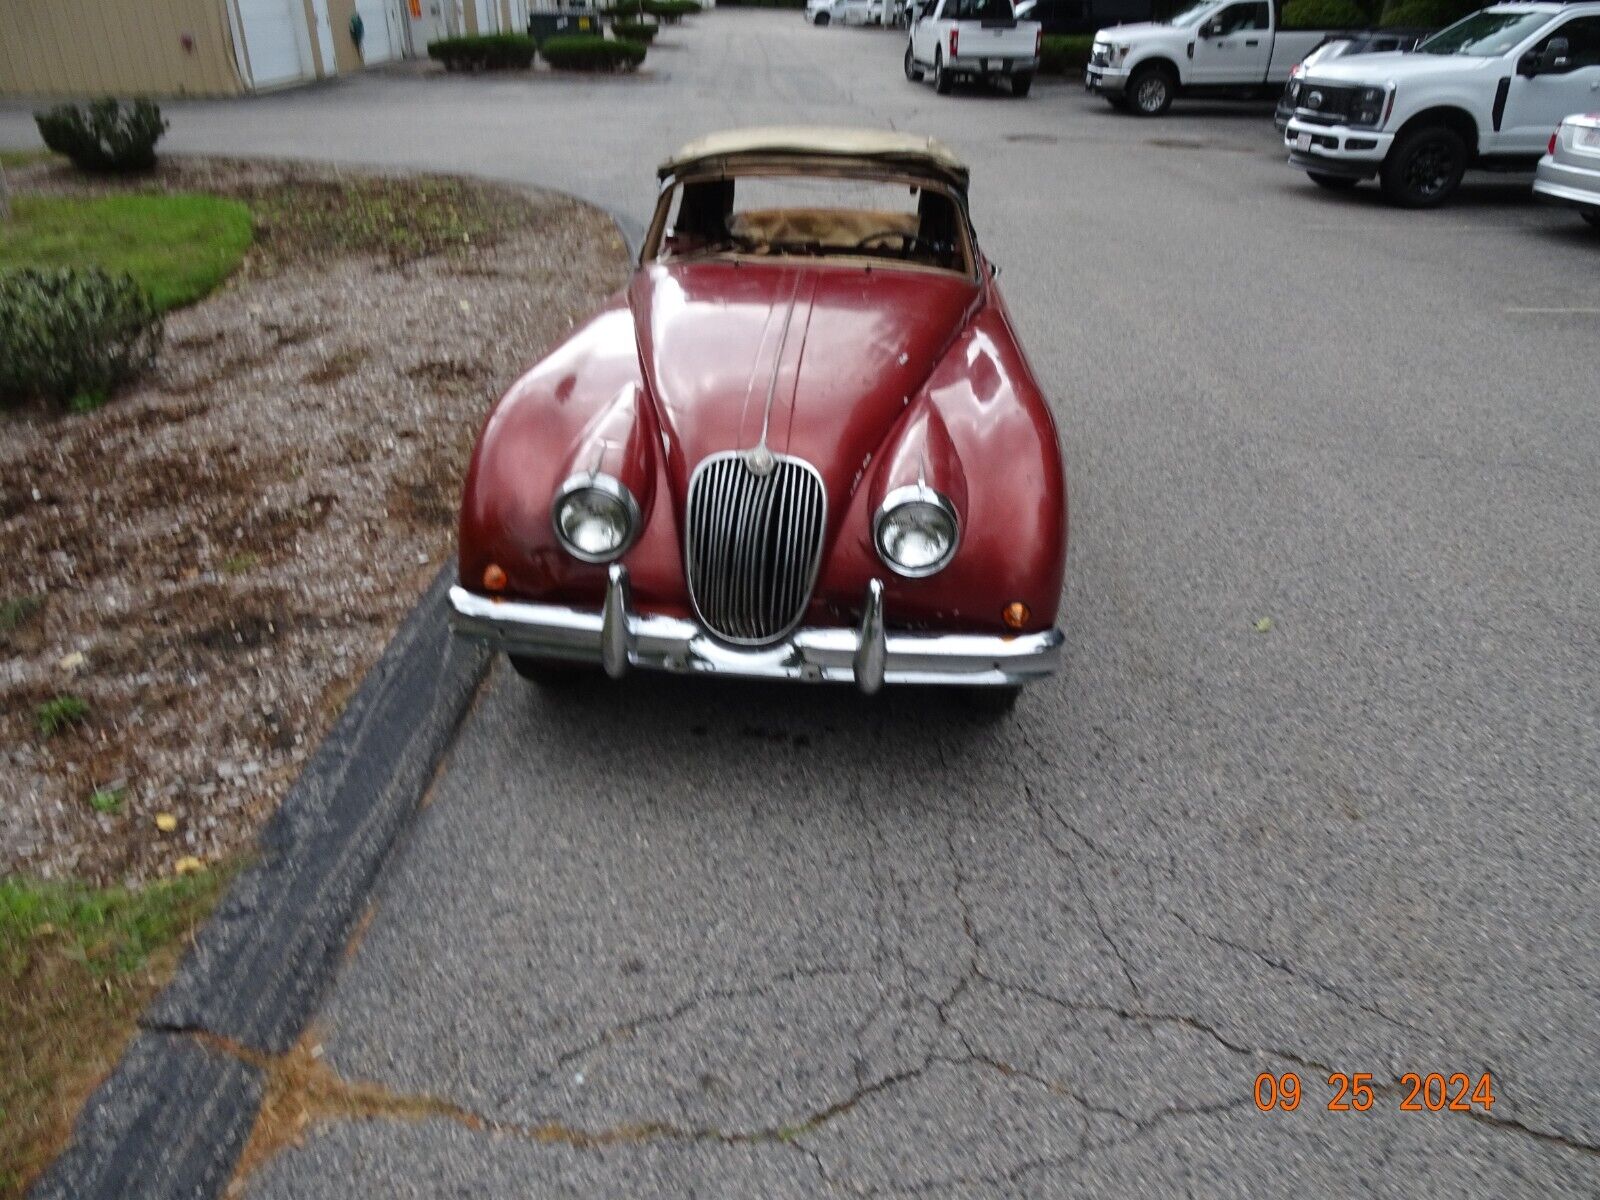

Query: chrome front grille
[685,451,827,644]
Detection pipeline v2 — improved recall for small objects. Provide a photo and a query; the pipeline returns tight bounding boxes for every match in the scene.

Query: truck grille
[685,451,827,644]
[1291,82,1360,125]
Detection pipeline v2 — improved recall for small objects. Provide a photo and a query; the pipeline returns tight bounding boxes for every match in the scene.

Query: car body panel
[1534,111,1600,215]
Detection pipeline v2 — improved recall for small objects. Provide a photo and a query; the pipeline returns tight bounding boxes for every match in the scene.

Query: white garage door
[235,0,315,87]
[356,0,403,63]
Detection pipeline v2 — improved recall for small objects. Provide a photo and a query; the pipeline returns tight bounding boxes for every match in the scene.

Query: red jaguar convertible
[451,128,1067,706]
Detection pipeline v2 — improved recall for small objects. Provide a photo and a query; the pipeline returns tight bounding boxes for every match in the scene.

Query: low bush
[1281,0,1372,29]
[540,34,649,70]
[427,33,537,70]
[33,99,167,173]
[0,268,163,408]
[642,0,701,22]
[612,18,660,41]
[715,0,805,6]
[1376,0,1465,26]
[1039,34,1094,72]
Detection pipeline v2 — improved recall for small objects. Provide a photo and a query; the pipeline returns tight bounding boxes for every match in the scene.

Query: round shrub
[1281,0,1372,29]
[33,99,168,174]
[0,268,163,408]
[428,33,537,70]
[540,34,649,71]
[612,18,660,41]
[641,0,701,22]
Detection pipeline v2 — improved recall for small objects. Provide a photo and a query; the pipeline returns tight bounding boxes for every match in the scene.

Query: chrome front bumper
[449,566,1063,693]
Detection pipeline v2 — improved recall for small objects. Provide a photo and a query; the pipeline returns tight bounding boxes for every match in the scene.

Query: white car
[807,0,885,26]
[1534,111,1600,227]
[1285,2,1600,207]
[905,0,1042,96]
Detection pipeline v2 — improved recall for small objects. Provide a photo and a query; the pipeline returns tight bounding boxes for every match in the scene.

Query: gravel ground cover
[1,157,630,885]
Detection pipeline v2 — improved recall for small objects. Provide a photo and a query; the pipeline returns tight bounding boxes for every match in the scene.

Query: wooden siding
[0,0,246,97]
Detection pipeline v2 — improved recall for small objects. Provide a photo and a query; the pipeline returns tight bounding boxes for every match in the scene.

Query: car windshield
[654,172,971,275]
[1416,10,1549,56]
[1168,1,1217,28]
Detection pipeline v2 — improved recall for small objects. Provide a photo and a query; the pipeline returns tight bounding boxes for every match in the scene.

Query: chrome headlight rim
[873,483,960,579]
[551,472,640,564]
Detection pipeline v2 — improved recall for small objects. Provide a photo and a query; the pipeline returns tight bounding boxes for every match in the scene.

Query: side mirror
[1542,37,1571,73]
[1200,19,1220,37]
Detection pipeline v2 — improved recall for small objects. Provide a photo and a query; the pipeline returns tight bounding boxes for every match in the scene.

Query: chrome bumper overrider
[449,566,1063,693]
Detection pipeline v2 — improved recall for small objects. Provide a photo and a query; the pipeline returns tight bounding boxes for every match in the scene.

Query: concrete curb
[31,565,489,1199]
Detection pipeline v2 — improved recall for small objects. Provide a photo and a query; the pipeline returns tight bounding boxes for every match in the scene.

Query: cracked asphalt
[6,11,1597,1196]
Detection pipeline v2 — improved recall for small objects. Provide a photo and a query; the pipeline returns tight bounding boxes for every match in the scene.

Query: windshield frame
[643,161,979,281]
[1414,8,1553,57]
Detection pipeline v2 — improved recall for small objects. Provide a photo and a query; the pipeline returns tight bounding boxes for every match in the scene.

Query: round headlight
[552,474,638,563]
[874,485,958,578]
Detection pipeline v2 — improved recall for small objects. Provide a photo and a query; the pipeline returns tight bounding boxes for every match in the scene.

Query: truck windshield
[1167,1,1216,27]
[1416,11,1549,56]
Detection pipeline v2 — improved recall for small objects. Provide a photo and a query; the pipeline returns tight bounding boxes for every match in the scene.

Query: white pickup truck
[904,0,1044,96]
[1084,0,1331,115]
[1285,2,1600,206]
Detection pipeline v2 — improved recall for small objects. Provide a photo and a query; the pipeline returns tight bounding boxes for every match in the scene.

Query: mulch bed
[1,157,630,885]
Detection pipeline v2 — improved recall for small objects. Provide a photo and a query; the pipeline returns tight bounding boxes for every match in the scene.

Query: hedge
[1039,35,1094,73]
[427,34,537,70]
[715,0,806,6]
[1376,0,1469,26]
[642,0,701,21]
[1281,0,1371,28]
[34,99,167,173]
[612,18,661,41]
[540,34,649,71]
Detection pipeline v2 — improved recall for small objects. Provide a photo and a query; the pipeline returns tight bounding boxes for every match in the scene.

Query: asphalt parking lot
[5,11,1596,1195]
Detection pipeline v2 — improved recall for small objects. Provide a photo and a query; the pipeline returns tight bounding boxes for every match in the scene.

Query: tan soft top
[659,126,969,190]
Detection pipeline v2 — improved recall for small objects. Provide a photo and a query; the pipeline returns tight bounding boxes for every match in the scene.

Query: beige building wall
[312,0,366,73]
[0,0,245,98]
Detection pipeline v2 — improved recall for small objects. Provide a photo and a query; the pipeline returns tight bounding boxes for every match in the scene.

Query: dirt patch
[0,157,630,885]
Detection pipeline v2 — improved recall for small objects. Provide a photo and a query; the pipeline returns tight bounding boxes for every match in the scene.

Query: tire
[815,11,830,24]
[1380,126,1467,209]
[1127,63,1174,116]
[962,686,1022,718]
[1307,172,1360,192]
[508,653,583,687]
[904,43,923,81]
[1011,71,1033,97]
[1106,96,1131,112]
[1580,208,1600,230]
[933,49,952,94]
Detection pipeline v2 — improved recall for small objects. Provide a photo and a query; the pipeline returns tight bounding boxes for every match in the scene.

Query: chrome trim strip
[601,564,632,679]
[450,582,1061,688]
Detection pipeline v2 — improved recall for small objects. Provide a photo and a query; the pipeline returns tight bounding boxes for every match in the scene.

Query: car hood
[628,259,978,509]
[1304,51,1498,86]
[1097,22,1172,41]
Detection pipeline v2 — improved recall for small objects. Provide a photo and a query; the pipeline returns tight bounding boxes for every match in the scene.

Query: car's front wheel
[1127,63,1174,116]
[508,654,583,688]
[904,43,923,81]
[815,10,830,24]
[1580,208,1600,230]
[1380,126,1467,208]
[933,49,952,93]
[1307,171,1359,192]
[1011,71,1033,97]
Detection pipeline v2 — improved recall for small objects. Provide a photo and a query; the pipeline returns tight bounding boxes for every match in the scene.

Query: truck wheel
[1380,126,1467,209]
[1308,172,1359,192]
[1011,71,1033,97]
[815,10,830,24]
[508,654,583,687]
[904,43,923,81]
[1128,64,1174,116]
[1580,209,1600,230]
[933,49,952,94]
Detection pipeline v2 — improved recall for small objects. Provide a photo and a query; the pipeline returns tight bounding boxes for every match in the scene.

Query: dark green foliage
[714,0,805,6]
[0,268,163,408]
[33,99,168,173]
[1377,0,1466,27]
[1039,34,1094,72]
[427,33,537,70]
[1281,0,1373,29]
[612,18,660,41]
[641,0,701,21]
[540,34,649,70]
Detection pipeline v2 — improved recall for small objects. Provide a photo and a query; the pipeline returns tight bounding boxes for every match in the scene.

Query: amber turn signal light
[482,563,507,592]
[1003,602,1030,630]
